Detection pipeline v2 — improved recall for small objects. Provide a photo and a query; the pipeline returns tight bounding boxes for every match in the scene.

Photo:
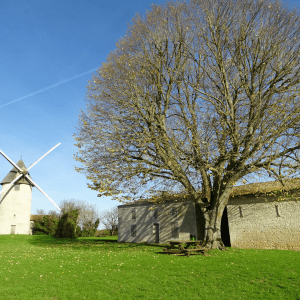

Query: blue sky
[0,0,299,229]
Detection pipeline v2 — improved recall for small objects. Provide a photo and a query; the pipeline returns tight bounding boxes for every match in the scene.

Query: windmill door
[153,223,159,243]
[10,225,16,234]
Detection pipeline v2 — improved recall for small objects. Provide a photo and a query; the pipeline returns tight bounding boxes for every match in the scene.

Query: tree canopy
[74,0,300,249]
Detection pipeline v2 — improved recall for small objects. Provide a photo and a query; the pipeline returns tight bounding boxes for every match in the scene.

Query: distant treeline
[33,209,118,238]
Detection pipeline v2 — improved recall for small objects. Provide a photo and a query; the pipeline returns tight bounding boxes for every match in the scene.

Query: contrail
[0,68,97,109]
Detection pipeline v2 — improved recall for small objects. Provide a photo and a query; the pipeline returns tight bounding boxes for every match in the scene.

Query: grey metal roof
[1,159,33,185]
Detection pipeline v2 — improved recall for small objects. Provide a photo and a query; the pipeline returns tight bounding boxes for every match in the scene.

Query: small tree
[81,218,100,237]
[54,209,79,239]
[93,218,100,236]
[59,199,100,232]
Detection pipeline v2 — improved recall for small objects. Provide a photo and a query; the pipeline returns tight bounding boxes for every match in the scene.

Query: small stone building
[118,179,300,251]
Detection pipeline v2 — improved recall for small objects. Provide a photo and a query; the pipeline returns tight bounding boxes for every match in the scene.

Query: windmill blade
[0,173,23,195]
[25,175,61,212]
[0,150,23,173]
[27,143,61,171]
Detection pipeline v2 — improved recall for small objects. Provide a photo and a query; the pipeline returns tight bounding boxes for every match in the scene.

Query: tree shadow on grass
[79,238,118,243]
[27,235,169,251]
[118,241,170,248]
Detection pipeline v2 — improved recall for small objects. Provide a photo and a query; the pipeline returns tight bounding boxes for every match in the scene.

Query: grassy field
[0,235,299,300]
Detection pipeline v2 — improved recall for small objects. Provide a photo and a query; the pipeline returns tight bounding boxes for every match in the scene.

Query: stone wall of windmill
[0,182,32,235]
[0,159,33,235]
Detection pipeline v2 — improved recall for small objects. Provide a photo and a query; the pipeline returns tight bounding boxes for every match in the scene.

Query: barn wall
[0,183,32,235]
[118,201,197,243]
[227,196,300,251]
[118,196,300,251]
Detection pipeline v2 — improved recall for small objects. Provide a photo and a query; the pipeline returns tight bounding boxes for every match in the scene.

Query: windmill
[0,143,61,235]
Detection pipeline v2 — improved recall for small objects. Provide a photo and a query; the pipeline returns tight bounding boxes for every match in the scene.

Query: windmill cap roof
[1,159,33,185]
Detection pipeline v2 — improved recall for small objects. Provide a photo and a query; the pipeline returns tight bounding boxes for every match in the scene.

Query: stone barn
[118,179,300,251]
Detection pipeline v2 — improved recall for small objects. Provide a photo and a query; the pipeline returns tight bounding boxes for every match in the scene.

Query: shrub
[33,215,59,236]
[80,218,100,237]
[54,209,79,239]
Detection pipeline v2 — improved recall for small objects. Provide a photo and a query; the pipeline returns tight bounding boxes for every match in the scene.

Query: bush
[54,209,79,239]
[33,215,59,236]
[79,218,100,237]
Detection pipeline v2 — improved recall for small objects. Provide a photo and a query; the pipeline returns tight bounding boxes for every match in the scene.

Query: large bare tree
[74,0,300,250]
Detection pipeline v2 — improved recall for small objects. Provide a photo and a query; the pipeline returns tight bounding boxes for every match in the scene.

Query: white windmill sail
[0,143,61,211]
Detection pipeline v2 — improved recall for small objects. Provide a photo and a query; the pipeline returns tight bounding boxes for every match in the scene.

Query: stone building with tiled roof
[118,179,300,251]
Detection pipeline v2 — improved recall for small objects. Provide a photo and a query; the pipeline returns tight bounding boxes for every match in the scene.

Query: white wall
[0,183,32,234]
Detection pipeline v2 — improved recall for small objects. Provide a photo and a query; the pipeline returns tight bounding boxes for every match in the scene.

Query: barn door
[10,225,16,234]
[153,223,159,243]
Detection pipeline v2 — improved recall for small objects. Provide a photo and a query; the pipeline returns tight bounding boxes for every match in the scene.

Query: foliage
[33,215,59,236]
[75,225,82,237]
[47,209,61,220]
[95,229,111,237]
[58,199,101,232]
[33,231,47,235]
[74,0,300,249]
[80,218,100,237]
[34,200,102,238]
[54,209,79,239]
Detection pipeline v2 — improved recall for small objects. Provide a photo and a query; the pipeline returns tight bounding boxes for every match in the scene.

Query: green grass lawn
[0,235,299,300]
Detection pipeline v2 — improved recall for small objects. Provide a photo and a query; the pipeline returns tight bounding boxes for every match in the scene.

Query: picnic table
[163,240,208,257]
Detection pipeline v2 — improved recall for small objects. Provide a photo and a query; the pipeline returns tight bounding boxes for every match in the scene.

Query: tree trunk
[196,202,229,251]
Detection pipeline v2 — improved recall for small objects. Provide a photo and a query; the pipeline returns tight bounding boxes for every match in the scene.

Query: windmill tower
[0,144,61,235]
